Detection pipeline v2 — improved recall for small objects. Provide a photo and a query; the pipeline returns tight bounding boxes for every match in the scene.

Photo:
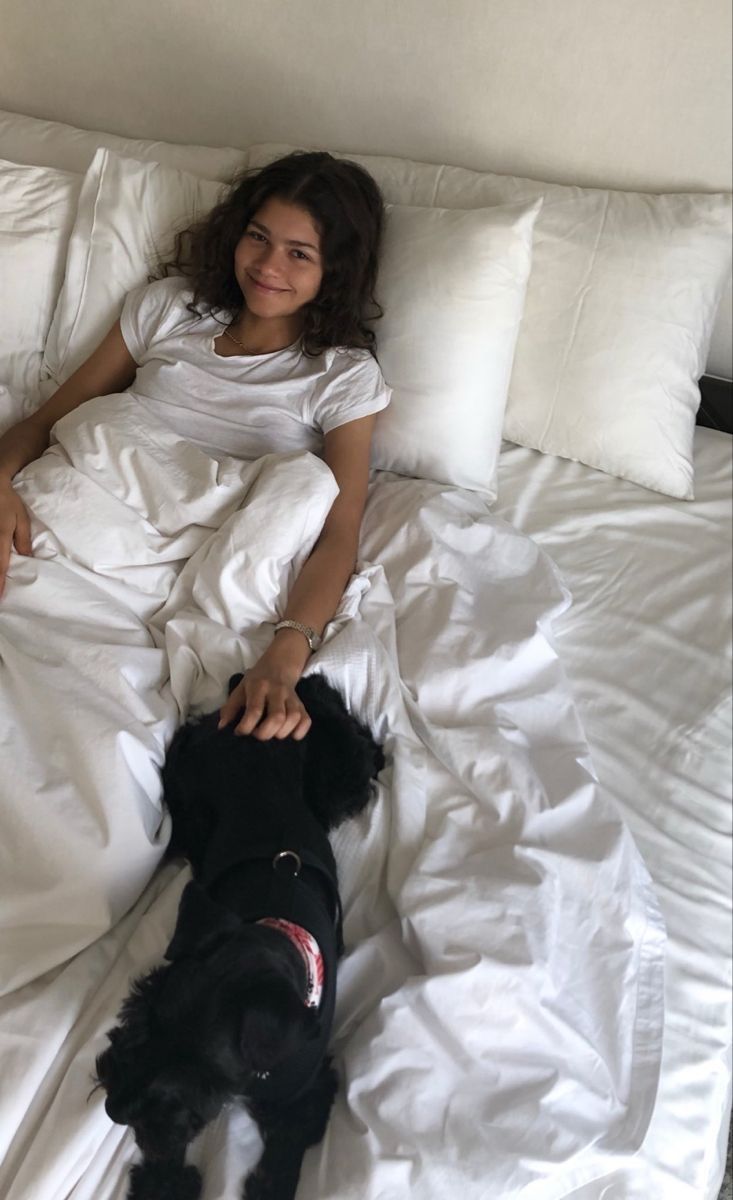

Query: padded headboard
[2,0,731,375]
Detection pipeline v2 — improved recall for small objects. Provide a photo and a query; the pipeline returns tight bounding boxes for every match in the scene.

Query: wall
[1,0,731,372]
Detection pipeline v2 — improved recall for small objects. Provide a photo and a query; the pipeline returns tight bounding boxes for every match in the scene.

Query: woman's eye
[292,249,310,261]
[247,230,266,242]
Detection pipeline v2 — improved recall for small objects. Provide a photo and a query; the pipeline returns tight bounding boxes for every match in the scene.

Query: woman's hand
[218,633,313,741]
[0,480,32,599]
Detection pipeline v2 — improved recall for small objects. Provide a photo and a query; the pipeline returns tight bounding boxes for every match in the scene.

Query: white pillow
[43,149,541,497]
[248,143,733,499]
[372,202,539,492]
[0,158,81,409]
[42,151,223,385]
[0,106,249,181]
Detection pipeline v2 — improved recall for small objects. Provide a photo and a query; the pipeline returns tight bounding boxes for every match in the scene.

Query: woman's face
[234,196,324,327]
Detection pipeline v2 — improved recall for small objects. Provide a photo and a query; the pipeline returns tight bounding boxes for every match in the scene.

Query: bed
[0,97,730,1200]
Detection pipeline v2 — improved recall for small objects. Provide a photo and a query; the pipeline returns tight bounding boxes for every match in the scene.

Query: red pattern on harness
[257,917,325,1008]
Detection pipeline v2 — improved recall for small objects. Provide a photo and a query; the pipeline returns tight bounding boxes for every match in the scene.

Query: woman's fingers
[0,530,11,598]
[246,686,291,740]
[217,680,247,728]
[272,701,311,742]
[13,504,32,556]
[236,684,270,737]
[0,531,20,599]
[218,677,310,741]
[0,492,33,599]
[287,708,312,742]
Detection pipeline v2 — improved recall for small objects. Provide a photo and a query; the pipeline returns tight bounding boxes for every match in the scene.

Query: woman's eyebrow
[249,219,320,253]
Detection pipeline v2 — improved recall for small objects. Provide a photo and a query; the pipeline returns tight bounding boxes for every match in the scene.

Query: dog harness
[165,785,343,1107]
[256,917,324,1008]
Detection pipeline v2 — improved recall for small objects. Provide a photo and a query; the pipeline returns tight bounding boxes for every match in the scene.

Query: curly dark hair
[154,151,385,357]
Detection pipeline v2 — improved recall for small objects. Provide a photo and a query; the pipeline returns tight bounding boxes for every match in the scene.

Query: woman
[0,151,390,740]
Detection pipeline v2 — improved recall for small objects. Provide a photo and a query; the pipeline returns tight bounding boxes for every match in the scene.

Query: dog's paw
[128,1161,202,1200]
[242,1170,279,1200]
[241,1139,305,1200]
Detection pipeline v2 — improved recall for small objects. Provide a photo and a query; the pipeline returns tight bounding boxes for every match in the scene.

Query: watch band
[272,620,322,652]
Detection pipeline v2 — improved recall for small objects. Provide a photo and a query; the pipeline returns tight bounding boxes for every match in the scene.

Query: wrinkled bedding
[0,395,665,1199]
[495,431,733,1200]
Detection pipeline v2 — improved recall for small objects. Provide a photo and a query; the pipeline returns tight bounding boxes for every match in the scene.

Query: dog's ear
[165,881,241,961]
[161,719,196,791]
[296,675,385,830]
[113,964,171,1047]
[95,964,170,1122]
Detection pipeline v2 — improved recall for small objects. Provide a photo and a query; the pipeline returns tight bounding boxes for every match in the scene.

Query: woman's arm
[0,321,137,478]
[0,321,138,597]
[219,413,377,740]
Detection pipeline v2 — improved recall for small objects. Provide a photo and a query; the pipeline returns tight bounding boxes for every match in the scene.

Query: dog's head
[95,885,321,1158]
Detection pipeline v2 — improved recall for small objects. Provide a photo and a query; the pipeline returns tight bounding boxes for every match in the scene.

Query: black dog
[95,673,384,1200]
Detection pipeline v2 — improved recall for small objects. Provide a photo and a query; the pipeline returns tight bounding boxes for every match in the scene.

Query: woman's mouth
[247,274,286,294]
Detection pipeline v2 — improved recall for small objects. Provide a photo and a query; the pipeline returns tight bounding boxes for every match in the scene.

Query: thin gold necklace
[223,325,249,351]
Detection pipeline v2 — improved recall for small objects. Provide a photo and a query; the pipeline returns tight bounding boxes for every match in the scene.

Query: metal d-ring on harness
[267,845,343,945]
[273,849,302,872]
[269,848,302,920]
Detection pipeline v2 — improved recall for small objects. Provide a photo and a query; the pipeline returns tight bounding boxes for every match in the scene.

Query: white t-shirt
[119,276,391,461]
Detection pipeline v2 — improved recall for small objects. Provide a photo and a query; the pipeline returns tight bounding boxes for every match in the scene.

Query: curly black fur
[95,674,382,1200]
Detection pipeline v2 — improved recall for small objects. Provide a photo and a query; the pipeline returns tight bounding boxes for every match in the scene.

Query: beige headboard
[2,0,731,374]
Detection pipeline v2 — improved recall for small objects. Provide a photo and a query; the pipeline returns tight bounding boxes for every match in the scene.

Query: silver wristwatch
[272,619,322,652]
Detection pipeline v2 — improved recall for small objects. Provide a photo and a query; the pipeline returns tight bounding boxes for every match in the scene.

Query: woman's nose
[255,244,281,270]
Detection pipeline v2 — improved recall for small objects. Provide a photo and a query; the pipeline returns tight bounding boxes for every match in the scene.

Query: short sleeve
[119,276,189,363]
[311,350,391,435]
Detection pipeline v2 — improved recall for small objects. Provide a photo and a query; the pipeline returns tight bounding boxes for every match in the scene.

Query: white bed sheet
[494,428,733,1200]
[0,396,667,1200]
[0,104,729,1199]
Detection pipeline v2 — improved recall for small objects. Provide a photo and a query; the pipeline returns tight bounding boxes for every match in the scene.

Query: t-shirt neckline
[210,328,303,361]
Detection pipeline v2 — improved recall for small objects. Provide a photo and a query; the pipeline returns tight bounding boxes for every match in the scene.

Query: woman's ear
[165,881,240,961]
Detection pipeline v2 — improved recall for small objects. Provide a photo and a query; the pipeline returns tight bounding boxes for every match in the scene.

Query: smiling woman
[0,151,391,740]
[219,196,325,356]
[161,151,385,360]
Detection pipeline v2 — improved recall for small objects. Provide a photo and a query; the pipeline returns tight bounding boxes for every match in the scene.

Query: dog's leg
[296,676,384,832]
[161,675,245,868]
[161,719,218,870]
[243,1059,339,1200]
[95,964,207,1199]
[127,1160,203,1199]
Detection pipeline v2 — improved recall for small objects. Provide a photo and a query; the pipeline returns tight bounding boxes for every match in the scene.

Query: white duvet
[0,395,665,1200]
